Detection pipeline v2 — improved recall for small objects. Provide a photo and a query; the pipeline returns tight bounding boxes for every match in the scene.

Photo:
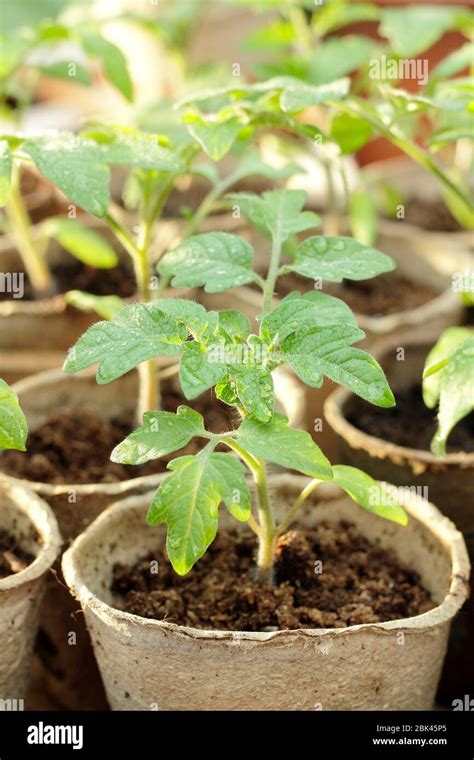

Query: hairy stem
[224,439,277,583]
[5,164,52,297]
[254,458,277,584]
[262,231,283,316]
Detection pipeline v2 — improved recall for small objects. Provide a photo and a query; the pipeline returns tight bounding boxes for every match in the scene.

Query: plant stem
[322,158,340,235]
[5,164,52,297]
[224,438,276,584]
[262,230,283,316]
[277,479,322,536]
[254,458,277,584]
[330,99,473,214]
[287,7,313,55]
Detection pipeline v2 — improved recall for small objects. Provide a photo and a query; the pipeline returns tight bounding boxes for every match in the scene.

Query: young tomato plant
[0,125,299,417]
[64,188,408,584]
[422,327,474,457]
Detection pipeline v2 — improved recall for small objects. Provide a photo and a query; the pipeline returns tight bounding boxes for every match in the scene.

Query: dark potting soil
[348,385,474,454]
[112,522,435,630]
[0,260,135,302]
[400,199,463,233]
[275,272,438,317]
[0,529,35,578]
[0,390,236,485]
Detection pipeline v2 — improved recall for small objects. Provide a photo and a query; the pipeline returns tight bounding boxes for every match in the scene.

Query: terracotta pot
[0,478,61,702]
[62,474,469,711]
[0,362,301,709]
[324,336,474,702]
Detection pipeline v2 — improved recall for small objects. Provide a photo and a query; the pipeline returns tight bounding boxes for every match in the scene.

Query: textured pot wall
[63,476,469,711]
[0,480,61,701]
[325,337,474,703]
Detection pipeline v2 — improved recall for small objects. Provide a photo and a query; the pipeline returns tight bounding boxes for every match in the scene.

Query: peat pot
[0,479,61,701]
[62,474,469,711]
[0,364,303,709]
[324,337,474,703]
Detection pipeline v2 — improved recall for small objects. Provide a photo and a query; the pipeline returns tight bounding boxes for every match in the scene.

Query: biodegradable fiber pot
[62,474,469,711]
[0,478,61,700]
[1,364,302,710]
[324,336,474,702]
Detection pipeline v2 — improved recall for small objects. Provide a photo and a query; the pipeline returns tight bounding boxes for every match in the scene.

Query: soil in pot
[111,521,435,631]
[387,199,463,233]
[0,259,135,303]
[274,272,438,317]
[0,388,236,485]
[346,385,474,454]
[0,528,35,578]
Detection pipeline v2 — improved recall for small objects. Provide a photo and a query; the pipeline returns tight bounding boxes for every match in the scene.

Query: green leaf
[227,189,320,243]
[156,299,219,343]
[180,342,226,400]
[232,148,303,184]
[218,310,251,340]
[38,61,92,86]
[307,37,374,85]
[0,140,12,207]
[81,32,133,102]
[422,327,473,409]
[260,291,357,344]
[225,364,274,422]
[332,465,408,526]
[186,114,242,160]
[330,112,372,155]
[313,2,380,36]
[380,7,457,58]
[432,338,474,458]
[91,127,185,172]
[349,191,378,247]
[0,379,27,452]
[158,232,259,292]
[280,77,350,111]
[22,134,111,217]
[430,43,474,81]
[287,236,395,282]
[63,302,186,383]
[65,290,124,321]
[42,218,118,268]
[239,413,332,479]
[111,406,205,465]
[281,326,395,407]
[147,450,251,574]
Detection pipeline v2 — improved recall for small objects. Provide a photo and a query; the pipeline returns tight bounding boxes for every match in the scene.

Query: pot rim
[324,335,474,469]
[0,477,61,592]
[5,365,299,494]
[62,474,470,643]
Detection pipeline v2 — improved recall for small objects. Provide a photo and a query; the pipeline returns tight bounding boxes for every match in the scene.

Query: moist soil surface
[0,390,236,485]
[0,260,135,302]
[396,199,463,233]
[274,272,438,316]
[112,521,435,631]
[0,529,35,578]
[348,385,474,454]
